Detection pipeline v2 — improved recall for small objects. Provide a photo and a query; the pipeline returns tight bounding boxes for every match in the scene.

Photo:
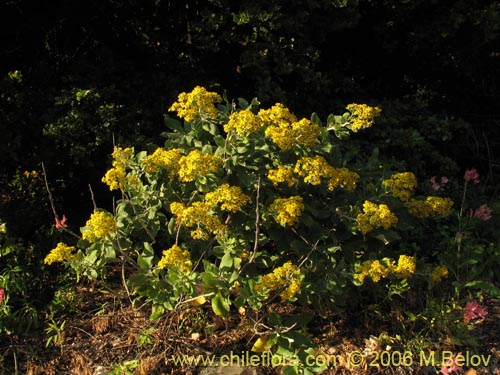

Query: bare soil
[2,282,499,375]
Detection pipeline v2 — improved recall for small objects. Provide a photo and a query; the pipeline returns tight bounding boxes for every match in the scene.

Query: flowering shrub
[44,87,499,372]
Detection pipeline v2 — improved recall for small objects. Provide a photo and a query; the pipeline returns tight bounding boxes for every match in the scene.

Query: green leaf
[310,112,322,126]
[167,217,176,235]
[143,242,154,256]
[138,254,153,268]
[214,135,226,147]
[163,114,183,132]
[238,98,249,109]
[150,304,166,320]
[464,280,500,297]
[211,292,230,317]
[220,252,234,270]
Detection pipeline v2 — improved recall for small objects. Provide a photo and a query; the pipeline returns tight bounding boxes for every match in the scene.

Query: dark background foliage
[0,0,498,285]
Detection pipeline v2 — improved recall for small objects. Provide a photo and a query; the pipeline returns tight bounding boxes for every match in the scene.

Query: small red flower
[472,204,493,221]
[464,301,488,324]
[464,169,480,184]
[430,176,448,191]
[55,215,68,230]
[0,288,4,304]
[440,353,462,375]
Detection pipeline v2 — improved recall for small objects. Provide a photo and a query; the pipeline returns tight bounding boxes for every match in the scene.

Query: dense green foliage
[0,0,499,373]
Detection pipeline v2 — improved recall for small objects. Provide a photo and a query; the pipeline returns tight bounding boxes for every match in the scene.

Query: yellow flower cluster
[267,165,298,187]
[393,255,417,279]
[353,255,416,284]
[353,259,390,283]
[143,147,183,176]
[261,104,321,150]
[44,242,77,265]
[406,196,454,219]
[294,156,332,185]
[431,265,449,284]
[346,103,382,132]
[102,147,134,191]
[383,172,417,202]
[102,167,127,191]
[178,150,223,182]
[170,201,226,240]
[258,103,297,126]
[82,211,116,243]
[224,109,263,135]
[294,156,360,191]
[269,196,304,227]
[168,86,222,122]
[357,201,398,235]
[157,244,192,273]
[204,184,250,213]
[257,261,303,301]
[327,167,360,191]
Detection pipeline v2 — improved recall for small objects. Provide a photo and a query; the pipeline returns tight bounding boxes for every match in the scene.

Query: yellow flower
[267,165,298,187]
[102,166,127,191]
[327,167,360,191]
[157,244,192,273]
[383,172,417,202]
[405,199,433,219]
[143,148,183,176]
[431,265,449,284]
[101,147,134,191]
[425,196,454,217]
[258,103,297,127]
[269,196,304,227]
[204,184,250,213]
[406,196,454,219]
[354,255,414,284]
[392,255,416,279]
[224,109,263,135]
[356,201,398,235]
[293,156,359,191]
[260,104,321,150]
[112,147,133,167]
[82,211,116,243]
[291,118,322,148]
[168,86,222,122]
[178,150,223,182]
[170,201,227,240]
[346,103,382,132]
[44,242,77,265]
[256,261,303,301]
[294,156,332,185]
[353,259,391,284]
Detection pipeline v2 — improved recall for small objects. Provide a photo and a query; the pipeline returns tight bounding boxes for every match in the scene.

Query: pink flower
[464,301,488,324]
[55,215,68,230]
[472,204,492,221]
[440,353,462,375]
[430,176,449,191]
[431,176,440,191]
[464,169,480,184]
[0,288,4,304]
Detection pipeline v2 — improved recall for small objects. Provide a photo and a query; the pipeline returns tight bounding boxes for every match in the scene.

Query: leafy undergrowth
[2,280,499,375]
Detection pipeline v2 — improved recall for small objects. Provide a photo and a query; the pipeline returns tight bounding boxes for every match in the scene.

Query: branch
[248,177,261,265]
[41,162,80,239]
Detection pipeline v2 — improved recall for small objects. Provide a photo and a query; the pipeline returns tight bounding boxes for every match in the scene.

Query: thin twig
[248,177,261,264]
[174,292,215,309]
[41,162,80,239]
[297,240,320,269]
[482,131,493,191]
[88,184,97,212]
